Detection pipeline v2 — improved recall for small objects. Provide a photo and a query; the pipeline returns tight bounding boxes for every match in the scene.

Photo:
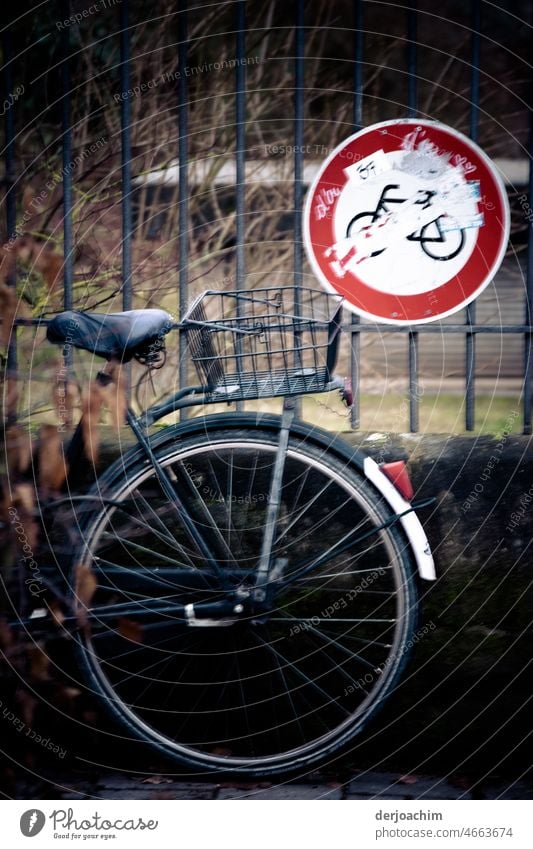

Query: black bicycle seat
[46,309,174,361]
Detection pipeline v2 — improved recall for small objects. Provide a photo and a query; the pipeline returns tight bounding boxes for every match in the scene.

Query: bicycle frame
[58,368,315,621]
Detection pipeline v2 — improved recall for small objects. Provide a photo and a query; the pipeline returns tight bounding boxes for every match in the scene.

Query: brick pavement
[11,770,533,801]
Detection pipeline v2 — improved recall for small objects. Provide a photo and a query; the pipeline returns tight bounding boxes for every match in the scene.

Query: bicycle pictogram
[345,183,466,262]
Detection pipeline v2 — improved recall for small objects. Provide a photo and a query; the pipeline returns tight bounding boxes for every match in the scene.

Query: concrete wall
[341,431,533,779]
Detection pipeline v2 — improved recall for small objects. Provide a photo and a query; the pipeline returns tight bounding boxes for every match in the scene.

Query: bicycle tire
[70,423,419,777]
[346,212,385,257]
[415,217,465,261]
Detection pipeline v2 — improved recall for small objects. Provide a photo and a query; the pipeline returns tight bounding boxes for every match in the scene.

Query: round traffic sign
[303,119,510,324]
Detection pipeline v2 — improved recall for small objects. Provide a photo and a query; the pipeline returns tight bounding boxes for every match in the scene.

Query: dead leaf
[0,280,17,348]
[81,364,126,464]
[81,381,105,465]
[81,708,98,727]
[48,601,66,628]
[16,237,63,293]
[62,687,82,701]
[117,618,144,643]
[399,774,421,785]
[12,482,35,515]
[4,375,19,420]
[0,618,14,650]
[141,776,173,785]
[34,250,62,293]
[5,425,32,475]
[11,483,38,549]
[16,689,38,728]
[73,562,97,624]
[21,185,50,232]
[0,243,16,286]
[38,424,68,493]
[28,642,51,681]
[99,362,127,431]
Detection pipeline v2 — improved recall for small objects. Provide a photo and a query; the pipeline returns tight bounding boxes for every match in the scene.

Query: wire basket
[180,287,344,403]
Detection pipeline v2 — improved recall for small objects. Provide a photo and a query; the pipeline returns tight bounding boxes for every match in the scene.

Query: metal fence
[1,0,532,432]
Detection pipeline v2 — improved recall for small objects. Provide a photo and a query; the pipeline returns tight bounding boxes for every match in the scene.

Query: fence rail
[1,0,532,433]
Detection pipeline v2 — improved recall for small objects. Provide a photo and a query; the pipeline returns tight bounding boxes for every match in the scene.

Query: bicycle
[346,183,466,262]
[18,286,435,778]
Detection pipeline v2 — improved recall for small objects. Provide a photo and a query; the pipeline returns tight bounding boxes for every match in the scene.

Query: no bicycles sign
[303,119,510,324]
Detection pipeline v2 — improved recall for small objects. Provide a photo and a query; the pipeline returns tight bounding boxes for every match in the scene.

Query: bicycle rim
[73,428,418,775]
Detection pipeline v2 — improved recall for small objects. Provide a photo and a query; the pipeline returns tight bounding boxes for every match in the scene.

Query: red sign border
[303,119,510,324]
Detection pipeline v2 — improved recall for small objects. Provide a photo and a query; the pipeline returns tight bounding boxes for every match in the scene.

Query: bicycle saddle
[46,309,174,361]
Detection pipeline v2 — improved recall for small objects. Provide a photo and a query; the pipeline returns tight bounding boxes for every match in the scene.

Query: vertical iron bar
[408,331,419,432]
[465,0,481,431]
[350,0,364,429]
[235,0,246,410]
[61,0,73,312]
[235,1,245,295]
[178,3,189,410]
[406,0,418,119]
[524,106,533,435]
[293,0,304,418]
[2,34,16,241]
[120,0,132,311]
[2,30,17,420]
[407,1,418,430]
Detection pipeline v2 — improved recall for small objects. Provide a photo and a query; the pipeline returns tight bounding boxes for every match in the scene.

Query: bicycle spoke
[256,635,307,746]
[175,458,239,567]
[253,631,352,720]
[98,532,197,569]
[268,616,395,624]
[320,629,393,649]
[300,621,378,672]
[128,488,189,552]
[274,474,338,544]
[279,517,403,589]
[75,427,418,771]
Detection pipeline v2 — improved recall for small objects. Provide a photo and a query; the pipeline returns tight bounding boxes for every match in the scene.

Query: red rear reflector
[380,461,414,502]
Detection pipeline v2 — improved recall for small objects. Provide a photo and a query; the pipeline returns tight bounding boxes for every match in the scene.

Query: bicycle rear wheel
[71,425,419,776]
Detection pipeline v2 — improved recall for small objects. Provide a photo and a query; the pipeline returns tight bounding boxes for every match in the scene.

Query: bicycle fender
[362,455,436,581]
